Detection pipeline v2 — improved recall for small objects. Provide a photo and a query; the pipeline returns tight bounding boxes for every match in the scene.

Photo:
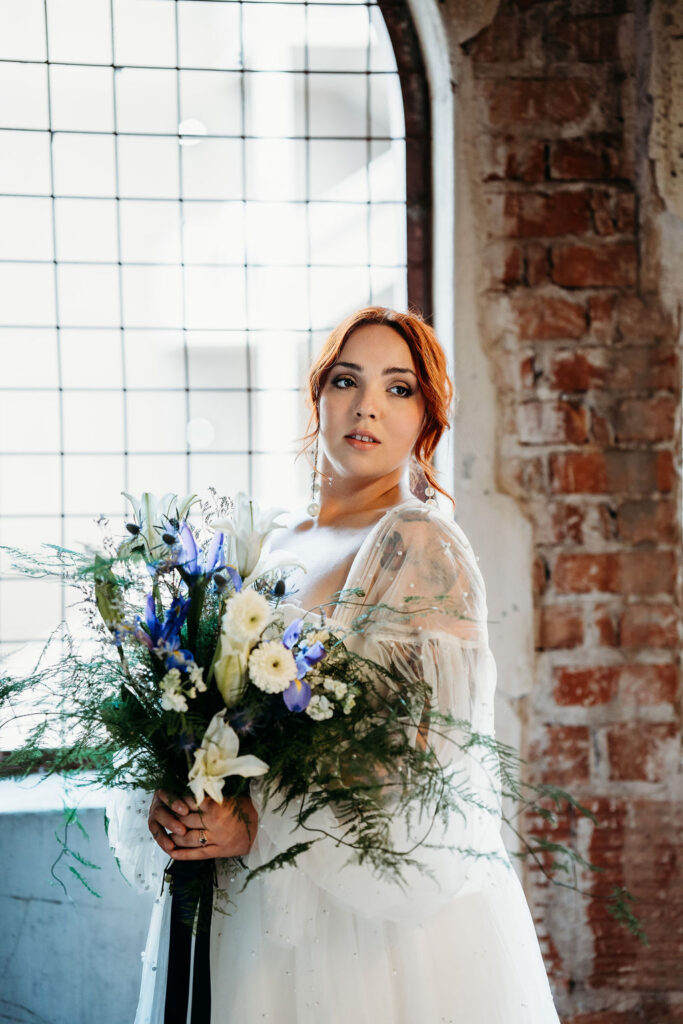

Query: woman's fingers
[158,790,190,816]
[169,843,217,861]
[171,828,208,849]
[150,803,187,836]
[151,830,176,855]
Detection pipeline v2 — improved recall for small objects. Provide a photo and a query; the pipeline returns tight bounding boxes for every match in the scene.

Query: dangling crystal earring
[307,436,321,518]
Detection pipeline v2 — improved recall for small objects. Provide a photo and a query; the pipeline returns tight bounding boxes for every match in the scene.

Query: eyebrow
[332,361,418,379]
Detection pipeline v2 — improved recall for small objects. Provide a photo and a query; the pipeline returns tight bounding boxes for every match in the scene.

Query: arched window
[0,0,431,728]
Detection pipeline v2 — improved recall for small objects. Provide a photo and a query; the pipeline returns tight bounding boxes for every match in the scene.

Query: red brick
[616,499,676,544]
[546,15,622,62]
[619,604,679,648]
[588,293,617,341]
[512,293,587,340]
[550,451,607,492]
[595,605,619,646]
[484,78,595,128]
[518,400,589,444]
[550,134,625,181]
[620,550,676,596]
[551,242,638,287]
[590,188,636,236]
[504,190,593,238]
[499,454,545,496]
[615,294,675,343]
[554,552,621,594]
[549,348,609,390]
[551,451,674,494]
[467,15,523,63]
[482,137,546,184]
[519,350,538,389]
[618,664,678,706]
[614,396,677,443]
[554,666,619,706]
[524,243,551,285]
[503,243,524,286]
[536,724,591,783]
[606,723,678,782]
[538,605,584,649]
[611,346,680,390]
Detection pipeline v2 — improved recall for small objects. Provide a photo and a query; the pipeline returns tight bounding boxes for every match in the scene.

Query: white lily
[120,491,199,560]
[212,492,306,587]
[188,710,268,805]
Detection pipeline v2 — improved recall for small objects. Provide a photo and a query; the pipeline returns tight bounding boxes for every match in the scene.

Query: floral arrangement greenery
[0,490,645,941]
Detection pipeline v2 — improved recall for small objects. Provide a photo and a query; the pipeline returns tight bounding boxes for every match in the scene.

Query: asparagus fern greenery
[0,489,645,942]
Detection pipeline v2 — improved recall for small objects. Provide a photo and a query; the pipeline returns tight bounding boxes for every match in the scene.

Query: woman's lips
[344,434,380,450]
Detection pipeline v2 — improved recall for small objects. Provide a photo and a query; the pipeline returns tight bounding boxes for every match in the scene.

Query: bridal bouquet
[0,489,480,887]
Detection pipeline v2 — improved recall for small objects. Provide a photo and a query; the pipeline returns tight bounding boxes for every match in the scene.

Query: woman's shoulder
[374,499,478,570]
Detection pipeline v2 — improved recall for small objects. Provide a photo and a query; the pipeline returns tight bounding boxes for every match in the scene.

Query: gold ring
[199,829,208,846]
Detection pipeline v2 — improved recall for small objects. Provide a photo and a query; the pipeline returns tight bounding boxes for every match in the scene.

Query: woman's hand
[148,790,258,860]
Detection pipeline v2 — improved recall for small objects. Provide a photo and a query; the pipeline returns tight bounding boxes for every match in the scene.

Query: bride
[108,307,561,1023]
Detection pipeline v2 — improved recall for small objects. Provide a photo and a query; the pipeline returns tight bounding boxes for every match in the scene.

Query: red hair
[301,307,455,506]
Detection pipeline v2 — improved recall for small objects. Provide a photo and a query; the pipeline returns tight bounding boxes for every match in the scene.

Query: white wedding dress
[107,497,560,1023]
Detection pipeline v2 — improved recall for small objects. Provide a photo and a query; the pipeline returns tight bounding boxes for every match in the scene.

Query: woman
[108,308,561,1023]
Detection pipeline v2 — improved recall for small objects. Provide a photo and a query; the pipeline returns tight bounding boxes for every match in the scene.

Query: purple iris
[177,522,226,582]
[138,593,193,667]
[281,618,327,712]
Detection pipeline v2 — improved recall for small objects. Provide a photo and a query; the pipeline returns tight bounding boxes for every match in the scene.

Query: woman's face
[318,323,426,486]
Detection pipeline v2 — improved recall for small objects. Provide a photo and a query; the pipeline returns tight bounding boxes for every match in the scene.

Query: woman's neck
[314,468,414,528]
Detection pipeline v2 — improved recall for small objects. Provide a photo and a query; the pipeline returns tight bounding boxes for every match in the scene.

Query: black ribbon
[164,860,214,1024]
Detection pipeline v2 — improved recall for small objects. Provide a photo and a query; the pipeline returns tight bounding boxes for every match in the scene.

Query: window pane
[113,0,176,68]
[309,74,367,138]
[0,197,53,260]
[308,7,370,72]
[115,68,178,135]
[185,266,246,330]
[0,330,58,386]
[310,201,369,266]
[0,63,49,129]
[247,267,309,330]
[0,265,56,326]
[309,267,370,330]
[243,5,306,71]
[183,201,245,265]
[245,140,306,201]
[0,130,51,195]
[369,202,406,266]
[126,454,190,499]
[370,73,405,139]
[119,200,181,263]
[180,71,242,136]
[58,264,121,328]
[182,139,243,200]
[0,455,61,515]
[252,390,302,452]
[0,392,60,453]
[126,391,187,453]
[123,331,186,390]
[52,133,117,197]
[49,65,115,132]
[186,332,249,390]
[54,198,118,262]
[62,391,125,453]
[245,203,307,266]
[252,452,304,509]
[121,265,183,329]
[47,0,112,64]
[310,140,369,201]
[244,73,306,137]
[251,332,309,390]
[189,453,248,498]
[187,390,249,452]
[177,2,241,71]
[63,454,125,515]
[0,2,45,60]
[60,329,123,388]
[0,577,62,643]
[118,136,180,199]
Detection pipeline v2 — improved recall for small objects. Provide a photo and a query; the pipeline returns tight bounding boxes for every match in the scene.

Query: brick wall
[458,0,682,1019]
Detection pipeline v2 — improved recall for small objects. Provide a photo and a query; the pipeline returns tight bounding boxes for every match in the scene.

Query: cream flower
[160,668,188,713]
[222,588,271,644]
[248,640,297,694]
[188,663,207,693]
[323,677,348,700]
[188,710,268,805]
[306,694,334,721]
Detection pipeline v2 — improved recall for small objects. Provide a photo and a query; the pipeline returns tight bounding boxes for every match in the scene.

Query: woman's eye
[390,384,412,398]
[331,375,355,389]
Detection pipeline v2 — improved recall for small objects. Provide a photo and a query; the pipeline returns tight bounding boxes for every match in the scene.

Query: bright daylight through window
[0,0,408,745]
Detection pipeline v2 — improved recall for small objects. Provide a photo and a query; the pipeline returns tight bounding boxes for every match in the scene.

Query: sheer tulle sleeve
[105,787,169,894]
[246,502,506,928]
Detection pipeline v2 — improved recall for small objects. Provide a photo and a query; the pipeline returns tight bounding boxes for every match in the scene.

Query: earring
[424,485,437,508]
[307,436,321,518]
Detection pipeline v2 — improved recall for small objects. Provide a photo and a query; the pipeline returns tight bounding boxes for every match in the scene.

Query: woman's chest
[275,526,371,613]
